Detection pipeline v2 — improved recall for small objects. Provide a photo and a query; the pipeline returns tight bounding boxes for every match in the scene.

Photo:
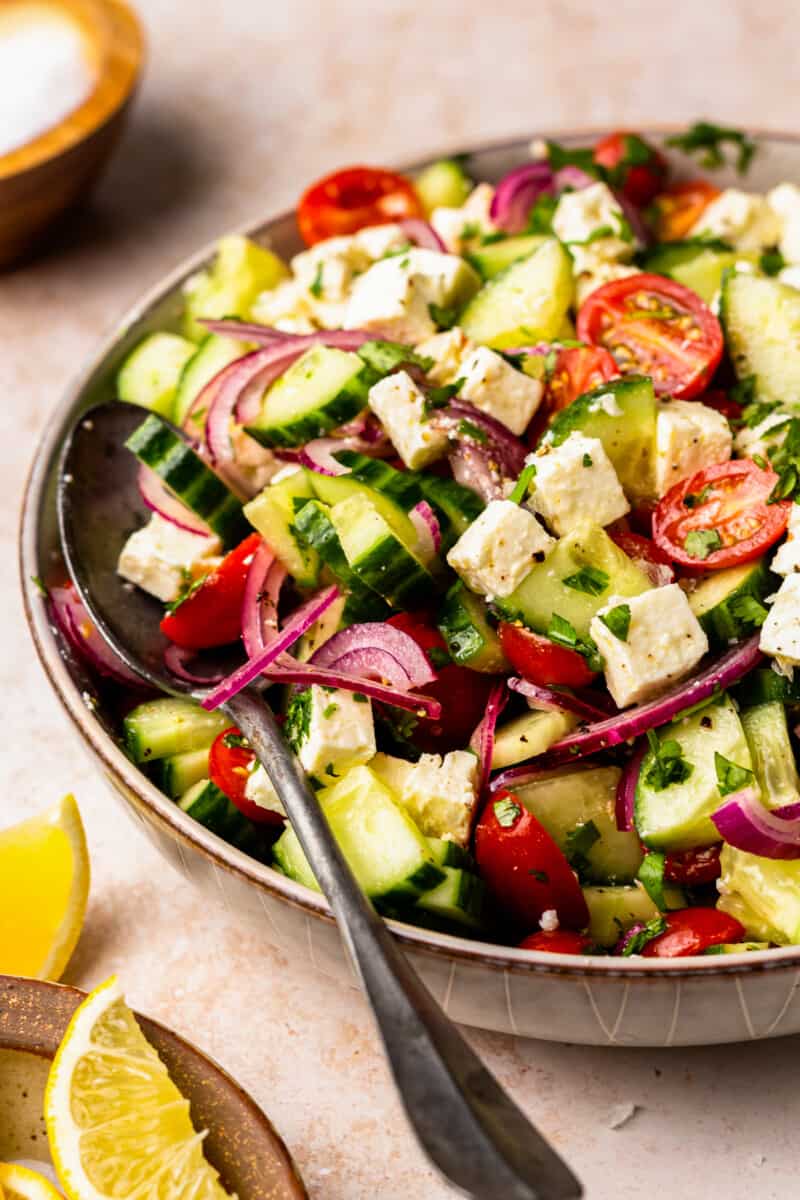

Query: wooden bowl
[0,0,144,269]
[0,975,307,1199]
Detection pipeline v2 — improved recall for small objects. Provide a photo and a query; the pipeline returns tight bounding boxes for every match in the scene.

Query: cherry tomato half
[527,345,619,445]
[474,791,590,930]
[651,179,720,242]
[664,844,722,887]
[160,533,262,651]
[609,530,675,587]
[208,727,285,825]
[519,930,594,955]
[498,622,597,689]
[593,131,667,207]
[641,908,745,957]
[652,459,790,570]
[297,166,422,246]
[577,273,724,399]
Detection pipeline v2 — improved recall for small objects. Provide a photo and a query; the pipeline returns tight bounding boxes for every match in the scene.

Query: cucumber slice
[293,499,390,618]
[179,779,271,861]
[183,234,288,341]
[641,242,751,305]
[459,238,574,349]
[687,558,773,648]
[117,333,195,419]
[733,667,800,707]
[634,694,753,851]
[438,582,508,672]
[149,746,211,798]
[428,836,474,871]
[740,701,800,807]
[582,884,660,948]
[704,942,770,955]
[413,867,486,932]
[718,846,800,945]
[542,375,658,503]
[415,158,472,214]
[124,698,228,764]
[273,765,444,906]
[125,414,248,549]
[244,471,320,587]
[415,474,485,553]
[330,493,434,608]
[244,346,375,448]
[495,522,651,638]
[466,235,548,280]
[333,451,424,512]
[721,272,800,405]
[174,333,249,428]
[514,766,643,884]
[491,708,579,770]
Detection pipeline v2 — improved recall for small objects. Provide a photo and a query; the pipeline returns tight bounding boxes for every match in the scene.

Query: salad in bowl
[51,123,800,961]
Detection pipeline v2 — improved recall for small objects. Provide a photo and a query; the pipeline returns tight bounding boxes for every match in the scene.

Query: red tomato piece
[208,727,285,826]
[664,844,722,886]
[474,791,590,930]
[526,345,619,445]
[698,388,743,423]
[652,459,791,570]
[576,273,724,399]
[519,930,593,955]
[498,622,597,689]
[642,908,745,957]
[593,131,667,206]
[297,166,422,245]
[609,530,675,586]
[160,533,262,651]
[651,179,720,242]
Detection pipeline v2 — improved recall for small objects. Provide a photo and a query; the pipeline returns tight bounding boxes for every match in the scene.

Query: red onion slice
[433,400,528,478]
[616,742,647,832]
[508,677,610,722]
[199,320,381,353]
[712,788,800,859]
[553,166,596,192]
[471,681,507,797]
[310,622,436,688]
[398,218,446,251]
[448,444,507,503]
[410,500,441,560]
[201,346,309,461]
[164,643,227,685]
[298,438,355,477]
[241,539,282,658]
[264,657,441,719]
[490,161,554,234]
[50,584,143,687]
[137,465,213,536]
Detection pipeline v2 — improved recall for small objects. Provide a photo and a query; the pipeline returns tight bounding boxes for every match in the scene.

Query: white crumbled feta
[117,514,221,604]
[552,182,636,275]
[587,391,622,417]
[590,585,708,709]
[291,224,409,302]
[352,222,409,260]
[768,183,800,265]
[372,750,479,846]
[430,183,496,254]
[447,499,555,599]
[760,573,800,667]
[415,326,475,385]
[250,278,317,333]
[689,188,780,253]
[367,370,448,469]
[772,505,800,576]
[655,400,732,495]
[293,686,375,782]
[244,762,287,818]
[527,433,629,536]
[344,248,480,343]
[458,346,544,436]
[779,265,800,291]
[540,908,560,932]
[575,261,638,306]
[734,410,793,462]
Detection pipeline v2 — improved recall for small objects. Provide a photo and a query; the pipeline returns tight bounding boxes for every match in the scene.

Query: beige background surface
[3,1,800,1196]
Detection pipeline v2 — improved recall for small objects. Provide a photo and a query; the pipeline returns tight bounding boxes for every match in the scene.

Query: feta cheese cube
[760,573,800,668]
[655,400,732,495]
[734,409,793,461]
[291,236,360,302]
[352,222,409,260]
[373,750,479,846]
[290,686,376,782]
[689,188,780,253]
[117,514,221,604]
[430,183,496,254]
[250,279,317,333]
[779,265,800,292]
[590,584,708,708]
[768,183,800,265]
[527,433,629,536]
[245,762,286,818]
[344,249,480,343]
[458,346,544,436]
[447,499,555,599]
[367,370,448,469]
[415,326,475,385]
[575,261,639,306]
[553,182,636,275]
[772,505,800,577]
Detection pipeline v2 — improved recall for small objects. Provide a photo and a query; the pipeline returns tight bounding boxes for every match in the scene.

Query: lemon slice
[0,1163,63,1200]
[46,977,233,1200]
[0,794,89,981]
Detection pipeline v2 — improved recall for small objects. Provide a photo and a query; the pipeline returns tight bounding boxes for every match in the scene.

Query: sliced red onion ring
[553,166,596,192]
[433,400,528,479]
[712,788,800,859]
[398,218,446,251]
[613,922,647,956]
[491,636,763,791]
[616,742,647,832]
[614,189,651,247]
[202,585,341,710]
[264,656,441,719]
[297,438,353,477]
[137,465,213,536]
[310,622,436,688]
[241,539,282,657]
[410,500,441,559]
[164,642,227,685]
[471,681,507,796]
[199,320,380,353]
[448,445,506,503]
[50,584,143,687]
[490,161,554,234]
[508,676,610,722]
[199,345,309,460]
[337,412,388,444]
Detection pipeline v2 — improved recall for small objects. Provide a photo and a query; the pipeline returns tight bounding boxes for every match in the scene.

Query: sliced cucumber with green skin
[704,941,770,955]
[687,558,774,648]
[428,836,474,871]
[414,158,472,214]
[718,845,800,945]
[174,333,249,428]
[721,271,800,405]
[542,375,658,503]
[179,779,272,861]
[306,466,420,549]
[293,499,390,618]
[330,493,434,608]
[124,698,228,764]
[273,764,444,906]
[515,766,643,885]
[125,414,248,549]
[438,582,508,672]
[495,522,651,638]
[333,451,424,512]
[582,884,660,948]
[415,474,485,554]
[244,470,320,587]
[733,667,800,707]
[183,234,288,342]
[640,242,752,305]
[740,701,800,807]
[491,708,579,770]
[635,694,753,851]
[413,867,486,932]
[117,333,196,419]
[459,238,574,350]
[149,746,211,798]
[466,235,548,281]
[244,346,376,448]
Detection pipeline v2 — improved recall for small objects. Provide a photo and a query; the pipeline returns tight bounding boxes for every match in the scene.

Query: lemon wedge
[0,794,89,981]
[45,977,233,1200]
[0,1163,63,1200]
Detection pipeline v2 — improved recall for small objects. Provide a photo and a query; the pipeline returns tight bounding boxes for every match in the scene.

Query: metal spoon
[57,400,582,1200]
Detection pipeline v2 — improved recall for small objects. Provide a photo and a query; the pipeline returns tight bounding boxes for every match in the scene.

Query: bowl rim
[19,123,800,981]
[0,0,144,182]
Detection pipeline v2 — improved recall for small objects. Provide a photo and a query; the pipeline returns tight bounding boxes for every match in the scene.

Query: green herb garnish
[621,915,667,956]
[683,485,712,509]
[546,613,603,672]
[222,731,250,750]
[457,419,488,444]
[760,248,786,276]
[565,819,600,879]
[643,729,693,791]
[715,752,755,797]
[599,603,631,642]
[429,303,459,330]
[666,121,757,174]
[494,797,522,828]
[164,570,206,615]
[684,529,722,560]
[637,852,667,912]
[728,593,769,631]
[309,262,324,298]
[284,688,312,751]
[509,462,537,505]
[562,565,609,597]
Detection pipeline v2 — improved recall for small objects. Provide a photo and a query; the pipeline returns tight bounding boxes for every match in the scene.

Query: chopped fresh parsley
[322,702,339,720]
[728,593,769,631]
[429,302,459,330]
[731,377,761,419]
[599,603,631,642]
[424,379,463,411]
[582,453,593,468]
[309,262,324,298]
[222,731,250,751]
[546,613,603,673]
[428,645,451,669]
[562,565,610,597]
[459,221,481,241]
[352,692,368,703]
[164,569,206,615]
[324,762,339,779]
[683,485,712,510]
[636,851,667,912]
[767,418,800,503]
[529,868,550,884]
[284,688,312,751]
[665,121,757,174]
[457,418,488,444]
[621,915,667,956]
[760,248,786,276]
[683,528,722,560]
[643,729,693,791]
[544,140,598,177]
[480,230,508,245]
[30,574,48,597]
[524,190,559,235]
[357,340,433,376]
[509,462,537,505]
[715,752,755,797]
[565,819,600,879]
[494,797,522,828]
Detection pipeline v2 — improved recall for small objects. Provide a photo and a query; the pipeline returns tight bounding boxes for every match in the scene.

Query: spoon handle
[225,689,582,1200]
